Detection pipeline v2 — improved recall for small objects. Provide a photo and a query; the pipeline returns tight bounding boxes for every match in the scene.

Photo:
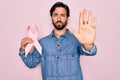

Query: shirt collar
[49,29,70,39]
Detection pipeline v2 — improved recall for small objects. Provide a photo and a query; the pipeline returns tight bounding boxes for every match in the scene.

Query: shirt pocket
[41,54,80,77]
[68,55,80,76]
[57,54,80,76]
[45,57,58,77]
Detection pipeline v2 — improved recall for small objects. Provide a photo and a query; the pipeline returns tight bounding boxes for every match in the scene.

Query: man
[19,2,97,80]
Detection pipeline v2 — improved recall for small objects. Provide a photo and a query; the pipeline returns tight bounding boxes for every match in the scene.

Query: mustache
[55,21,63,24]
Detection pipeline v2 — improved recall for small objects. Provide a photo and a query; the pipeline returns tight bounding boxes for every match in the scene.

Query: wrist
[82,43,94,51]
[20,46,25,52]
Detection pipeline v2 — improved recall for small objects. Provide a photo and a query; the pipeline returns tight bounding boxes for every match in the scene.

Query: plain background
[0,0,120,80]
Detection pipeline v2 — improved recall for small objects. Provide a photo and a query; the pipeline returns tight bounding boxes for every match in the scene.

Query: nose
[57,15,61,21]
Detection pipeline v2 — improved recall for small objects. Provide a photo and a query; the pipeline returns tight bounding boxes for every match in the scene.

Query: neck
[54,28,67,38]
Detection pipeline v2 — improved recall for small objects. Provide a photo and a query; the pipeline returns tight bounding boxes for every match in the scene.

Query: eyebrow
[52,12,57,15]
[53,13,66,15]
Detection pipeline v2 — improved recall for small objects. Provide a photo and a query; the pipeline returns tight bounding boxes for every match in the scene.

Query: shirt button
[57,44,60,47]
[57,56,59,59]
[72,55,74,57]
[44,57,46,60]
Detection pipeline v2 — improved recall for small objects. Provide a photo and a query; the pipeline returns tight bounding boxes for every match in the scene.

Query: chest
[41,37,79,56]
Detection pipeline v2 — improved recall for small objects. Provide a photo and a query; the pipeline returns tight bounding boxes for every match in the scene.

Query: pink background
[0,0,120,80]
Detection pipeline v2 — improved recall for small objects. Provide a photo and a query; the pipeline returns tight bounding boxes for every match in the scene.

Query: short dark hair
[50,2,70,17]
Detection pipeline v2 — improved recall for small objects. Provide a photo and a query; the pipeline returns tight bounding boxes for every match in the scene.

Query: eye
[53,13,58,17]
[61,14,66,17]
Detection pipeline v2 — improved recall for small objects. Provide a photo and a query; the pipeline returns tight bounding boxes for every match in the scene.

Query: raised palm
[70,9,97,49]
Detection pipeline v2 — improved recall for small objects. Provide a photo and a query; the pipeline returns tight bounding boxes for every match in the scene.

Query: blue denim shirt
[19,29,97,80]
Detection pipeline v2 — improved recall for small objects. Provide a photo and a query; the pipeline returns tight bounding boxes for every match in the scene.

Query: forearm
[19,48,41,68]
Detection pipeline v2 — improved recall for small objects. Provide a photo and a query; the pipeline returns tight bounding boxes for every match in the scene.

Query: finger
[21,40,34,49]
[92,17,97,28]
[26,39,34,43]
[21,37,34,46]
[22,37,34,42]
[20,46,25,52]
[83,9,88,24]
[79,11,83,26]
[88,11,92,25]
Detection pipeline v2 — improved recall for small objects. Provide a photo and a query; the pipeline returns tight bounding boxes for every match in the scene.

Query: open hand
[70,9,97,51]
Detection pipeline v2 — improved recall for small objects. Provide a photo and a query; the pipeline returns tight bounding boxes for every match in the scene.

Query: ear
[67,17,69,21]
[67,17,69,20]
[50,16,53,21]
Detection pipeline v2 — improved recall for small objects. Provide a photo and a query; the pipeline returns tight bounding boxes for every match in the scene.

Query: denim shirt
[19,29,97,80]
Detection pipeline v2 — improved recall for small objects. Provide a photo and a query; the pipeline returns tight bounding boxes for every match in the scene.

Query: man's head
[50,2,70,30]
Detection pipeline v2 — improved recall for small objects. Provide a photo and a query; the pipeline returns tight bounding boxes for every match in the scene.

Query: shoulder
[38,34,52,45]
[67,30,81,46]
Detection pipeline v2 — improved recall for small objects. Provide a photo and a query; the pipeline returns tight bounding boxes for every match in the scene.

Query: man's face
[52,7,68,30]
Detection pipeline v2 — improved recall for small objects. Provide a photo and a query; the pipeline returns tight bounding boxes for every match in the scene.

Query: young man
[19,2,97,80]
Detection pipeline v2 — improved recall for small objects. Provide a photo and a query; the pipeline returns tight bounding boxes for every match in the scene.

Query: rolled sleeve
[81,44,97,56]
[19,48,41,68]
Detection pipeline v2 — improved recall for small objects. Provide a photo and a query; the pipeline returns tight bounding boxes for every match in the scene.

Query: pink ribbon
[25,23,42,56]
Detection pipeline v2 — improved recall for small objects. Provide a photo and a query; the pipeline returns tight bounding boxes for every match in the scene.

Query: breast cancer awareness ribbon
[25,23,42,57]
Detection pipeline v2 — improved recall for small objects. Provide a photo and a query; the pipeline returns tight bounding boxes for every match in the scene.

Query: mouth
[57,22,62,25]
[56,21,62,26]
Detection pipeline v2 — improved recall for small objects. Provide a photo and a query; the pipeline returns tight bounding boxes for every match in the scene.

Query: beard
[52,20,67,30]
